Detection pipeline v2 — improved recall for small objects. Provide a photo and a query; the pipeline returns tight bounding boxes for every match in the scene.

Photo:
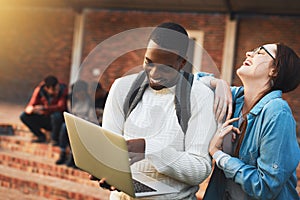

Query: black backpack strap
[123,70,194,135]
[175,70,194,134]
[39,84,51,103]
[57,83,67,99]
[123,71,148,120]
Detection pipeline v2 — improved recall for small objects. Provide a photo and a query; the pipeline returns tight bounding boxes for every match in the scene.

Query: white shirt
[103,73,217,200]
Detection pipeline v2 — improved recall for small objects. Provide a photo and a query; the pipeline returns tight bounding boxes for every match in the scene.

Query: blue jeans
[58,123,70,149]
[20,111,63,141]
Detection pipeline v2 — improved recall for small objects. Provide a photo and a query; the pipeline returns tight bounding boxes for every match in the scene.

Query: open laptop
[63,112,179,198]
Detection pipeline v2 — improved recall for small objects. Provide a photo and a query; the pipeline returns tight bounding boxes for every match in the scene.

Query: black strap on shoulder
[39,84,48,98]
[123,71,148,120]
[57,84,66,98]
[39,83,67,103]
[175,71,194,134]
[123,70,194,134]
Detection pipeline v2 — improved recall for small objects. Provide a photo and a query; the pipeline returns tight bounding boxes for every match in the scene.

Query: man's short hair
[44,75,58,88]
[148,22,189,57]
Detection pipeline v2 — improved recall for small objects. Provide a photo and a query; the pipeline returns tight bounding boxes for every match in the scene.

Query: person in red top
[20,75,68,144]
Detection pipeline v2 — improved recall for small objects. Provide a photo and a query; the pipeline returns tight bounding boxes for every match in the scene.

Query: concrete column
[69,10,85,85]
[221,15,237,85]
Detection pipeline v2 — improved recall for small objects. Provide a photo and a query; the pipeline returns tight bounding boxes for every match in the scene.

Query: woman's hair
[235,43,300,156]
[272,43,300,93]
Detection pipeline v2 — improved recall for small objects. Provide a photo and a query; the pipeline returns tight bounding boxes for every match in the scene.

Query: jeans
[20,111,63,141]
[58,123,70,149]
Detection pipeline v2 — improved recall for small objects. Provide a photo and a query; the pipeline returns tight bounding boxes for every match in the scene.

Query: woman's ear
[269,67,278,78]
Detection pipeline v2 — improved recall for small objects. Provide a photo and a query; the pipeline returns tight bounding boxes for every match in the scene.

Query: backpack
[123,70,194,134]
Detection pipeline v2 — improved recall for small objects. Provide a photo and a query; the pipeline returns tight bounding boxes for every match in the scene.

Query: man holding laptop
[92,22,222,200]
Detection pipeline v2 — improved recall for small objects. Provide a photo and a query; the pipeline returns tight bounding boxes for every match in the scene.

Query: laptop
[63,112,179,198]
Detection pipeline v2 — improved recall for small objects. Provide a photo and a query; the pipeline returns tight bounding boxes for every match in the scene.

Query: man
[96,22,219,200]
[20,75,68,144]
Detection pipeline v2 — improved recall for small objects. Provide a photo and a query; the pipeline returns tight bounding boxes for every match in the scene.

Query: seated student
[56,80,97,167]
[90,22,225,200]
[89,82,108,125]
[20,75,67,144]
[203,43,300,200]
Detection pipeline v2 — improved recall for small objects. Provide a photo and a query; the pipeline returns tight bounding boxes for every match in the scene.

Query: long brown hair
[271,43,300,93]
[234,43,300,156]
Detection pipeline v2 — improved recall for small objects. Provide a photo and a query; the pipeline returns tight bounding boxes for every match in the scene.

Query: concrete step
[0,149,97,187]
[0,134,60,160]
[0,186,48,200]
[0,165,110,200]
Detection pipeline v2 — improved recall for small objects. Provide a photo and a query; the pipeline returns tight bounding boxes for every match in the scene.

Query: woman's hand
[213,79,233,123]
[209,118,240,157]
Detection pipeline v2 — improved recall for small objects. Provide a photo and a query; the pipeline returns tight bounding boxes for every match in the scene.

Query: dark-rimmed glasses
[252,46,275,60]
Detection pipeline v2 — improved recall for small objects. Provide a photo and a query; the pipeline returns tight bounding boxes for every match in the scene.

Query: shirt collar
[237,90,282,116]
[149,85,176,95]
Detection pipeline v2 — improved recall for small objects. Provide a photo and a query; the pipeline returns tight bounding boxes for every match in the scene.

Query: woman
[203,43,300,199]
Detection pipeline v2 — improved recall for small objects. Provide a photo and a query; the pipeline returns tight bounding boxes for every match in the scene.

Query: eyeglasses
[252,46,275,60]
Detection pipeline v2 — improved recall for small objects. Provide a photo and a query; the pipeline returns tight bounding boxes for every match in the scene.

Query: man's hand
[25,105,44,115]
[25,105,34,114]
[126,138,145,165]
[32,105,45,115]
[89,174,118,191]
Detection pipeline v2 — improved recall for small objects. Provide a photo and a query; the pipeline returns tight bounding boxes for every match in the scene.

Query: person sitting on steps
[20,75,68,144]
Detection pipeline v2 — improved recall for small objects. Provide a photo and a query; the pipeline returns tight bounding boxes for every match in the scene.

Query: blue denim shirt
[222,86,300,200]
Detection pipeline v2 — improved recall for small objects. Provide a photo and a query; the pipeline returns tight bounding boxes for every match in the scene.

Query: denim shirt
[222,86,300,200]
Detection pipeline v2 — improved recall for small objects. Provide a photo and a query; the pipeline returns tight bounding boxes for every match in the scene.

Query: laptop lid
[63,112,179,198]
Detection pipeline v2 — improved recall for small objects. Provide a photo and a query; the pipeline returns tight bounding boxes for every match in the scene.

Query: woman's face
[237,44,277,81]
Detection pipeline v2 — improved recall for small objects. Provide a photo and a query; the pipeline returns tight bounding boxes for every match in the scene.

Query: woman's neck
[243,83,270,114]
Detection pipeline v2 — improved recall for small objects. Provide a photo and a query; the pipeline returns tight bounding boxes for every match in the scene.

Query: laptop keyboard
[133,179,157,193]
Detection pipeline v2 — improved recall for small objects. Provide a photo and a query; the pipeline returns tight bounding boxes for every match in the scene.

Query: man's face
[44,84,59,96]
[143,40,185,90]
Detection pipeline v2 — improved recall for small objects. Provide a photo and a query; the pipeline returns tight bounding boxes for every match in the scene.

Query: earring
[270,79,274,87]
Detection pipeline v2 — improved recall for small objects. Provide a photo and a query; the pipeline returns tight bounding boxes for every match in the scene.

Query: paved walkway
[0,102,24,125]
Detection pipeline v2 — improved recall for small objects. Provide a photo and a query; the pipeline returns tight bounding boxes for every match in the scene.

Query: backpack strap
[123,70,194,134]
[39,83,67,104]
[123,71,148,120]
[174,70,194,134]
[57,83,67,99]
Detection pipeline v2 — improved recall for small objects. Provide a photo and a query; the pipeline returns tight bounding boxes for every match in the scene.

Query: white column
[69,10,86,85]
[221,15,237,85]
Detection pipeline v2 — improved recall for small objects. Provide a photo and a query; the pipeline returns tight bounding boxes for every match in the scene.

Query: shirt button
[273,164,278,169]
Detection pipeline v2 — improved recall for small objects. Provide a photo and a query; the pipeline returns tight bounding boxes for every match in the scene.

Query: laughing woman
[203,43,300,200]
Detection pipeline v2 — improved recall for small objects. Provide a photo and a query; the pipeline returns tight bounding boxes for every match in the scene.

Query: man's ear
[178,57,187,70]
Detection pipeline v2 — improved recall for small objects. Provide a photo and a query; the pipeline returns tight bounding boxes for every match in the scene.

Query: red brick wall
[0,8,74,104]
[80,9,226,91]
[233,15,300,136]
[0,8,299,135]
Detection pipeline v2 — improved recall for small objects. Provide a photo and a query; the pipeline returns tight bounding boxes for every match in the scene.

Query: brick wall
[0,8,299,135]
[0,8,74,104]
[80,9,226,91]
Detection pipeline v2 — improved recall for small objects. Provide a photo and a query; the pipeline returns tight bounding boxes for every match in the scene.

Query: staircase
[0,124,110,200]
[0,124,299,200]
